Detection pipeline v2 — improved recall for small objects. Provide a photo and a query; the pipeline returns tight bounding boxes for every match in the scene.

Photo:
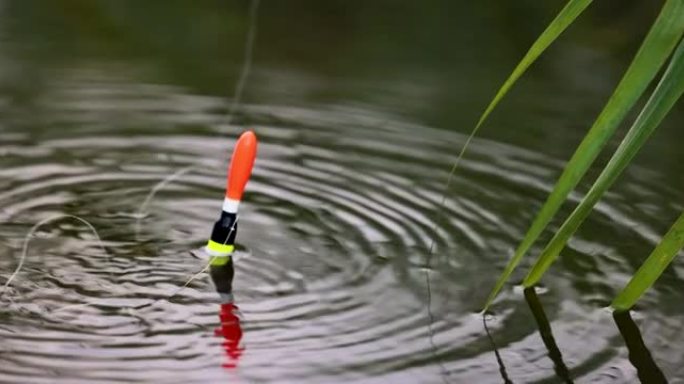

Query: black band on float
[210,211,238,246]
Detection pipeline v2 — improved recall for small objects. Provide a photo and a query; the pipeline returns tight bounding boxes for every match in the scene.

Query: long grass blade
[525,37,684,286]
[473,0,592,130]
[437,0,592,219]
[483,0,684,310]
[612,212,684,311]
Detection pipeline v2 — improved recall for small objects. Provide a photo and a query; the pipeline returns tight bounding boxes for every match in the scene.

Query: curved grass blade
[437,0,592,218]
[472,0,593,131]
[525,38,684,286]
[612,211,684,311]
[483,0,684,310]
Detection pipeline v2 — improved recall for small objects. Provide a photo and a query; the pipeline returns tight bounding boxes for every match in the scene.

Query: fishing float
[186,131,253,370]
[191,130,257,297]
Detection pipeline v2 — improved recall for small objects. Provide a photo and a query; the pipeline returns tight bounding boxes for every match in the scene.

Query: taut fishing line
[0,213,225,315]
[134,217,239,311]
[0,214,110,298]
[225,0,260,129]
[133,0,260,238]
[2,0,260,315]
[0,2,465,380]
[134,165,197,241]
[49,256,219,315]
[422,93,485,384]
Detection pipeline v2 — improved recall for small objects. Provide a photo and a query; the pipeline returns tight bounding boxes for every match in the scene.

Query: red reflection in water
[214,303,243,369]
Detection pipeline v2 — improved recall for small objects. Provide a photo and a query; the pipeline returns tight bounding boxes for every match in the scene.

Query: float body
[195,130,257,269]
[205,131,255,370]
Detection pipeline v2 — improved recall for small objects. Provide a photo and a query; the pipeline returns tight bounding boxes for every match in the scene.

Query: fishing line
[130,0,258,308]
[224,0,260,128]
[426,272,452,384]
[46,256,218,316]
[140,217,239,309]
[42,1,260,314]
[2,209,238,315]
[122,217,239,313]
[422,101,484,384]
[134,165,197,241]
[3,221,235,315]
[87,217,235,312]
[134,0,260,239]
[0,214,110,298]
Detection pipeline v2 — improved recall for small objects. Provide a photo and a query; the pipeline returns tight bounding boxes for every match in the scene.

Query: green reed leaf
[438,0,592,224]
[473,0,592,131]
[484,0,684,310]
[525,37,684,286]
[612,212,684,311]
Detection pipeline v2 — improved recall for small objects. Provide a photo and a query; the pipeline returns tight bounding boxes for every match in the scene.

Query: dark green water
[1,1,683,383]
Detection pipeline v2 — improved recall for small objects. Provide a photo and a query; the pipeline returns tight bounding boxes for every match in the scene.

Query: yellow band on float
[206,240,235,255]
[205,240,234,266]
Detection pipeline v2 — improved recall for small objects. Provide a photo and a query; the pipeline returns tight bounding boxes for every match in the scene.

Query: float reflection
[210,259,244,369]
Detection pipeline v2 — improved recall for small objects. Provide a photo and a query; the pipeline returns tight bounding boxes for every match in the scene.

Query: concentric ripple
[1,76,683,383]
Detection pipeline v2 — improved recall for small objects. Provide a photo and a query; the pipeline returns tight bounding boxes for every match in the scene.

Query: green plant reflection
[523,287,573,383]
[613,311,667,383]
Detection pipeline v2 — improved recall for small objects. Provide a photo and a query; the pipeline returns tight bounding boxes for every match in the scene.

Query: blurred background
[1,1,683,383]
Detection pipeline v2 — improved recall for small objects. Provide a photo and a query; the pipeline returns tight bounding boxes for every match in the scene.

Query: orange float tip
[225,130,257,201]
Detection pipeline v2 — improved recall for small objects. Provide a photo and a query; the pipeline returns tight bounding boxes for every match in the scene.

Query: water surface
[1,1,684,383]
